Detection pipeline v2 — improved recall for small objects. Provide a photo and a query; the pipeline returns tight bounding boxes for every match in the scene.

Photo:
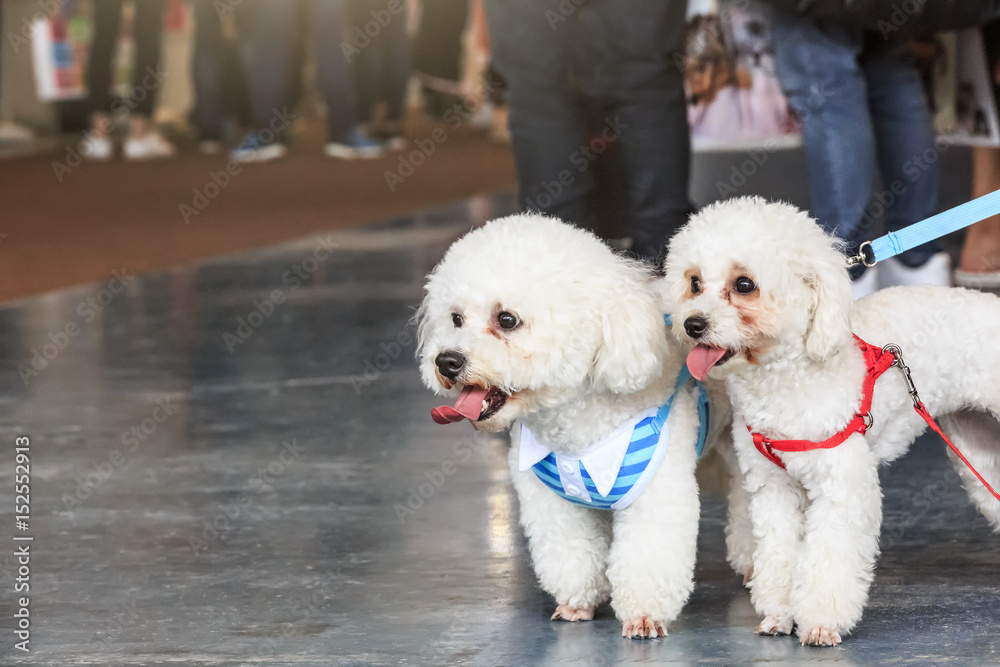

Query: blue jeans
[484,0,691,261]
[238,0,359,142]
[769,11,940,269]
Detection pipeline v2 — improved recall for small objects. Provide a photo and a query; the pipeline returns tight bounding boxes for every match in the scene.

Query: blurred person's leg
[192,0,226,145]
[82,0,126,158]
[484,0,595,230]
[414,0,468,117]
[349,0,410,146]
[122,0,174,159]
[232,0,296,162]
[770,10,878,288]
[312,0,383,159]
[864,43,944,281]
[576,0,690,262]
[956,146,1000,283]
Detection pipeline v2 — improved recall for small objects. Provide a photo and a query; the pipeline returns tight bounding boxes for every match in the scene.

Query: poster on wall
[683,0,800,151]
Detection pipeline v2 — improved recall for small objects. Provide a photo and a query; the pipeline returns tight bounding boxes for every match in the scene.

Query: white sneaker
[877,252,951,289]
[80,134,114,161]
[852,266,879,300]
[123,132,176,160]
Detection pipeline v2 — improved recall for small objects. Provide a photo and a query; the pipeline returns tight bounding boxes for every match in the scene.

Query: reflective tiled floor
[0,194,997,665]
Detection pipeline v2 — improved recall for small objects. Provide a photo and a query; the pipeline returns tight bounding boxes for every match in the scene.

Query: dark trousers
[349,0,411,124]
[87,0,166,118]
[238,0,359,141]
[192,1,250,140]
[484,0,691,260]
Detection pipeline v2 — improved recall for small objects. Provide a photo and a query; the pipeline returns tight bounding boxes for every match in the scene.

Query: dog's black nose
[684,316,709,339]
[435,350,466,380]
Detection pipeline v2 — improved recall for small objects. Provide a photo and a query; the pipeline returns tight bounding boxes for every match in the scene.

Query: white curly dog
[663,196,1000,647]
[416,214,737,639]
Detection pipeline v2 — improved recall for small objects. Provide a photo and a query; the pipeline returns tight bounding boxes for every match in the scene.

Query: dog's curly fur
[416,214,734,638]
[663,196,1000,646]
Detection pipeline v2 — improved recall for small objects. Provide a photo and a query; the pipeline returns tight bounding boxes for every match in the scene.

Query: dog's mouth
[431,384,510,425]
[687,344,736,381]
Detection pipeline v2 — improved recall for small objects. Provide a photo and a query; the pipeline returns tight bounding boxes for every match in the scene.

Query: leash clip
[861,412,874,430]
[847,241,877,267]
[882,343,921,408]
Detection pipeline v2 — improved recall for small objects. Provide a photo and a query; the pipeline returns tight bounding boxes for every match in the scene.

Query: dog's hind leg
[940,409,1000,532]
[507,446,611,621]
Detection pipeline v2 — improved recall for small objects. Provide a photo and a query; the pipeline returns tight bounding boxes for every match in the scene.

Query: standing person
[956,21,1000,288]
[81,0,175,161]
[482,0,692,263]
[232,0,382,163]
[349,0,411,151]
[191,0,250,153]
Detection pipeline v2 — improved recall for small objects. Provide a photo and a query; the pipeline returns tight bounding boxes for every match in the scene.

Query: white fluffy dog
[663,196,1000,646]
[417,214,716,638]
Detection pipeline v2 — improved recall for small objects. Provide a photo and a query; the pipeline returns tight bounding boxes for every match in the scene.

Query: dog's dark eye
[451,313,463,328]
[497,311,520,330]
[690,275,701,294]
[734,276,756,294]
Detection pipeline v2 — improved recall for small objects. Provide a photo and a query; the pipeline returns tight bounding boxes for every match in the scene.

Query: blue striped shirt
[517,368,709,511]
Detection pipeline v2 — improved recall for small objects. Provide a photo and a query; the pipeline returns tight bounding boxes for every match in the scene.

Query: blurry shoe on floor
[231,134,287,163]
[198,140,223,155]
[124,131,176,161]
[954,268,1000,289]
[0,122,35,145]
[324,128,384,160]
[877,252,950,289]
[80,133,114,161]
[851,266,879,300]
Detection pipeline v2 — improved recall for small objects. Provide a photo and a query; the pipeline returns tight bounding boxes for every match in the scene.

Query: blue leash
[848,189,1000,267]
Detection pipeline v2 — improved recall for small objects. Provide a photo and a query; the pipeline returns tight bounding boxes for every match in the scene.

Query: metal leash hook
[882,343,922,408]
[846,241,877,267]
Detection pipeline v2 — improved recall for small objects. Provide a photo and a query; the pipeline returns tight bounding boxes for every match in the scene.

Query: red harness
[748,335,1000,503]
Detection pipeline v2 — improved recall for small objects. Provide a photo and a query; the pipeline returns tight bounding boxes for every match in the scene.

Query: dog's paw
[742,565,754,588]
[550,604,594,622]
[621,617,667,639]
[799,626,841,647]
[754,615,794,636]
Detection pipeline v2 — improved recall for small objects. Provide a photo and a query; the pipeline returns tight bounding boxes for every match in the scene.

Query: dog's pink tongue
[687,345,728,381]
[431,385,489,425]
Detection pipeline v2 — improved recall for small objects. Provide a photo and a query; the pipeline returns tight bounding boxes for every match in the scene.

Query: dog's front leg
[716,439,755,584]
[736,427,805,637]
[507,448,611,621]
[607,391,700,639]
[786,435,882,647]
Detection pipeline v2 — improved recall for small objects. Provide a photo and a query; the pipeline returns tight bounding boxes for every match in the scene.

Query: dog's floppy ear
[803,254,853,361]
[590,272,667,394]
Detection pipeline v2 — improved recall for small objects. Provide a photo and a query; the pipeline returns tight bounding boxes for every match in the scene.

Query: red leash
[748,336,1000,503]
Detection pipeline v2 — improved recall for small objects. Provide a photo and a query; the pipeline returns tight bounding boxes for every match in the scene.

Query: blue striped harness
[516,366,709,511]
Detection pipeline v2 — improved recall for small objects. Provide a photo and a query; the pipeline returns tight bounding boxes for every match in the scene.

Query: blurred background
[0,0,995,302]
